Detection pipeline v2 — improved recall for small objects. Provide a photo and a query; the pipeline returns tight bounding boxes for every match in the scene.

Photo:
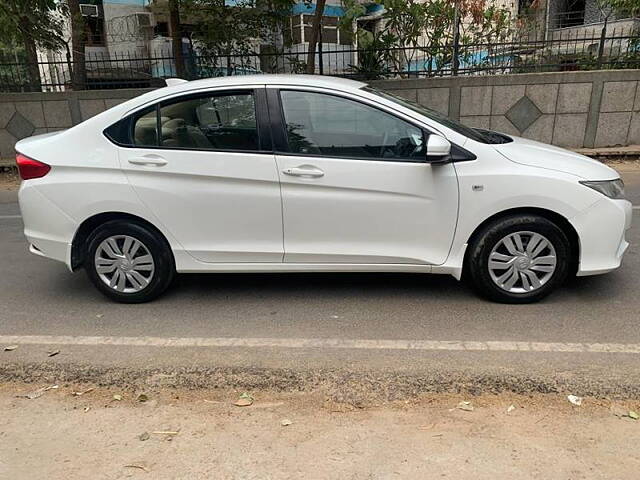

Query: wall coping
[370,69,640,90]
[0,88,155,103]
[0,70,639,101]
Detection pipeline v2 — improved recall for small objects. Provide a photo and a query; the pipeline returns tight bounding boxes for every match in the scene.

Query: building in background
[27,0,640,90]
[37,0,159,90]
[515,0,639,70]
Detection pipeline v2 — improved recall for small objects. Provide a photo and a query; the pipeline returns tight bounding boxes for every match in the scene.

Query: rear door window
[159,92,259,151]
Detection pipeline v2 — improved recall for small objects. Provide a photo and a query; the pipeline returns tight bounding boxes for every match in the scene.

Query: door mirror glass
[426,135,451,163]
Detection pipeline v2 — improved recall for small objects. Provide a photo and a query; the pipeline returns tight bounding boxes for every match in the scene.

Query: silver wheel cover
[488,231,557,294]
[94,235,155,293]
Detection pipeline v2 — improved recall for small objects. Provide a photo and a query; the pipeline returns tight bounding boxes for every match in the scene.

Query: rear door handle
[282,166,324,178]
[128,155,167,167]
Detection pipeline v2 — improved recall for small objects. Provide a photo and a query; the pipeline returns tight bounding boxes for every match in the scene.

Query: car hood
[492,135,619,180]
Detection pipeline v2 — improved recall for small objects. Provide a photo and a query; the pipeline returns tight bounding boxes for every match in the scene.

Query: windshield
[362,86,511,144]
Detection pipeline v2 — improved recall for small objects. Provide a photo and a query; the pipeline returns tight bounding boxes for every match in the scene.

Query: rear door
[268,87,459,265]
[116,87,284,263]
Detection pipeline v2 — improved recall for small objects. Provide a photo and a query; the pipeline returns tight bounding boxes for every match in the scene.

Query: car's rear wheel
[466,214,571,303]
[85,220,174,303]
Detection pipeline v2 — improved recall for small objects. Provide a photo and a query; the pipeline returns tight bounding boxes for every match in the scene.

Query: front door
[271,88,459,265]
[119,88,283,263]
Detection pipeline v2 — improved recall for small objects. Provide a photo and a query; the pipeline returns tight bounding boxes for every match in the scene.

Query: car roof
[113,75,368,116]
[112,74,369,117]
[171,74,367,92]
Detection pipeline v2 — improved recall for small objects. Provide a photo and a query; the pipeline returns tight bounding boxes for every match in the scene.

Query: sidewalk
[574,145,640,160]
[1,382,638,479]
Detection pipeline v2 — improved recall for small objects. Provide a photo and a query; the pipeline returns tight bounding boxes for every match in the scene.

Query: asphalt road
[1,168,640,399]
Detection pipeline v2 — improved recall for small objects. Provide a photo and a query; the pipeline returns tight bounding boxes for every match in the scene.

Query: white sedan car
[15,75,632,303]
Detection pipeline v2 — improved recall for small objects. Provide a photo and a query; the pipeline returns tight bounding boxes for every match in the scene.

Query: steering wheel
[393,135,423,158]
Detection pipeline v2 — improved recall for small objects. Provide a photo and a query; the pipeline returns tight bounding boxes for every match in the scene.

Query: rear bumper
[573,198,632,276]
[19,183,75,270]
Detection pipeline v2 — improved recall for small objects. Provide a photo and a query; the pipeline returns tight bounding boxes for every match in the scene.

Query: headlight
[579,179,625,199]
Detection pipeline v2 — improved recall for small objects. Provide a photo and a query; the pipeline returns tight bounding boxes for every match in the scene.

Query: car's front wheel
[466,214,572,303]
[85,220,175,303]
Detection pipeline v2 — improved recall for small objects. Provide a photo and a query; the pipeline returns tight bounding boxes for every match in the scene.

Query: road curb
[2,361,639,403]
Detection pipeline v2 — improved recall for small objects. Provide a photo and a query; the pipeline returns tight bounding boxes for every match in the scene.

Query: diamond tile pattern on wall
[6,110,35,140]
[505,95,542,133]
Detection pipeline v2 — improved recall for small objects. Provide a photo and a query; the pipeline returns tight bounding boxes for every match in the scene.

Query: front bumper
[572,197,632,276]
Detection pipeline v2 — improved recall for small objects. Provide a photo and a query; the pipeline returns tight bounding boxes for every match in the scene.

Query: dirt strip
[1,381,639,479]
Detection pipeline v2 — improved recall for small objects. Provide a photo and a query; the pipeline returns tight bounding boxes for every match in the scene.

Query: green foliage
[595,0,640,19]
[286,56,307,74]
[0,0,67,90]
[347,31,392,80]
[339,0,513,76]
[0,0,67,50]
[182,0,295,57]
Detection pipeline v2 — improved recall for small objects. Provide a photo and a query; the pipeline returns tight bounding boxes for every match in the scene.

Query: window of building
[154,21,169,37]
[288,14,351,45]
[557,0,586,28]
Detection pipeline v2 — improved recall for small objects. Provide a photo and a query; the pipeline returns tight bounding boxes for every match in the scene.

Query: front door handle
[128,155,167,167]
[282,165,324,178]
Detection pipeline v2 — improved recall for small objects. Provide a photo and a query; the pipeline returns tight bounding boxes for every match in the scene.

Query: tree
[68,0,87,90]
[0,0,66,91]
[594,0,640,66]
[168,0,187,78]
[340,0,513,77]
[181,0,294,75]
[305,0,326,74]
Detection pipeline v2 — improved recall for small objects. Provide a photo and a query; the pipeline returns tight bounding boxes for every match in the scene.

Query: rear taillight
[16,153,51,180]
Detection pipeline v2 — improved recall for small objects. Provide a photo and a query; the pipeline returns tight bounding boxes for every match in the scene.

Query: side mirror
[425,135,451,163]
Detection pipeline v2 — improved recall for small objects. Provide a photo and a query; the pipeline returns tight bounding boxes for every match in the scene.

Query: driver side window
[280,90,426,161]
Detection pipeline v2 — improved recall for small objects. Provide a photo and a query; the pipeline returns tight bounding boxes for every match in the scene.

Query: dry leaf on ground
[71,388,94,397]
[124,463,150,473]
[17,385,59,400]
[234,392,254,407]
[567,395,583,406]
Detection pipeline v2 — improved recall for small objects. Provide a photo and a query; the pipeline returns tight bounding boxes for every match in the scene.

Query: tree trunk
[597,16,609,68]
[451,5,461,76]
[305,0,326,74]
[169,0,186,78]
[69,0,87,90]
[19,17,41,92]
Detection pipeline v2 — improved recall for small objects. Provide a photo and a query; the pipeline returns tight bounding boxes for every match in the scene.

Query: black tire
[84,220,175,303]
[466,214,571,304]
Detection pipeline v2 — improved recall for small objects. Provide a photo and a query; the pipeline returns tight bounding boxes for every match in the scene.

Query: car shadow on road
[164,268,628,305]
[172,271,469,298]
[36,262,629,308]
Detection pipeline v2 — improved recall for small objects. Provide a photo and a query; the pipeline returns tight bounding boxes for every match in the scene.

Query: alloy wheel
[94,235,155,293]
[487,231,557,294]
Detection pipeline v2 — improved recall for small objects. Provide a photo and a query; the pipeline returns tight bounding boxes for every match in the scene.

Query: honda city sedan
[15,75,632,303]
